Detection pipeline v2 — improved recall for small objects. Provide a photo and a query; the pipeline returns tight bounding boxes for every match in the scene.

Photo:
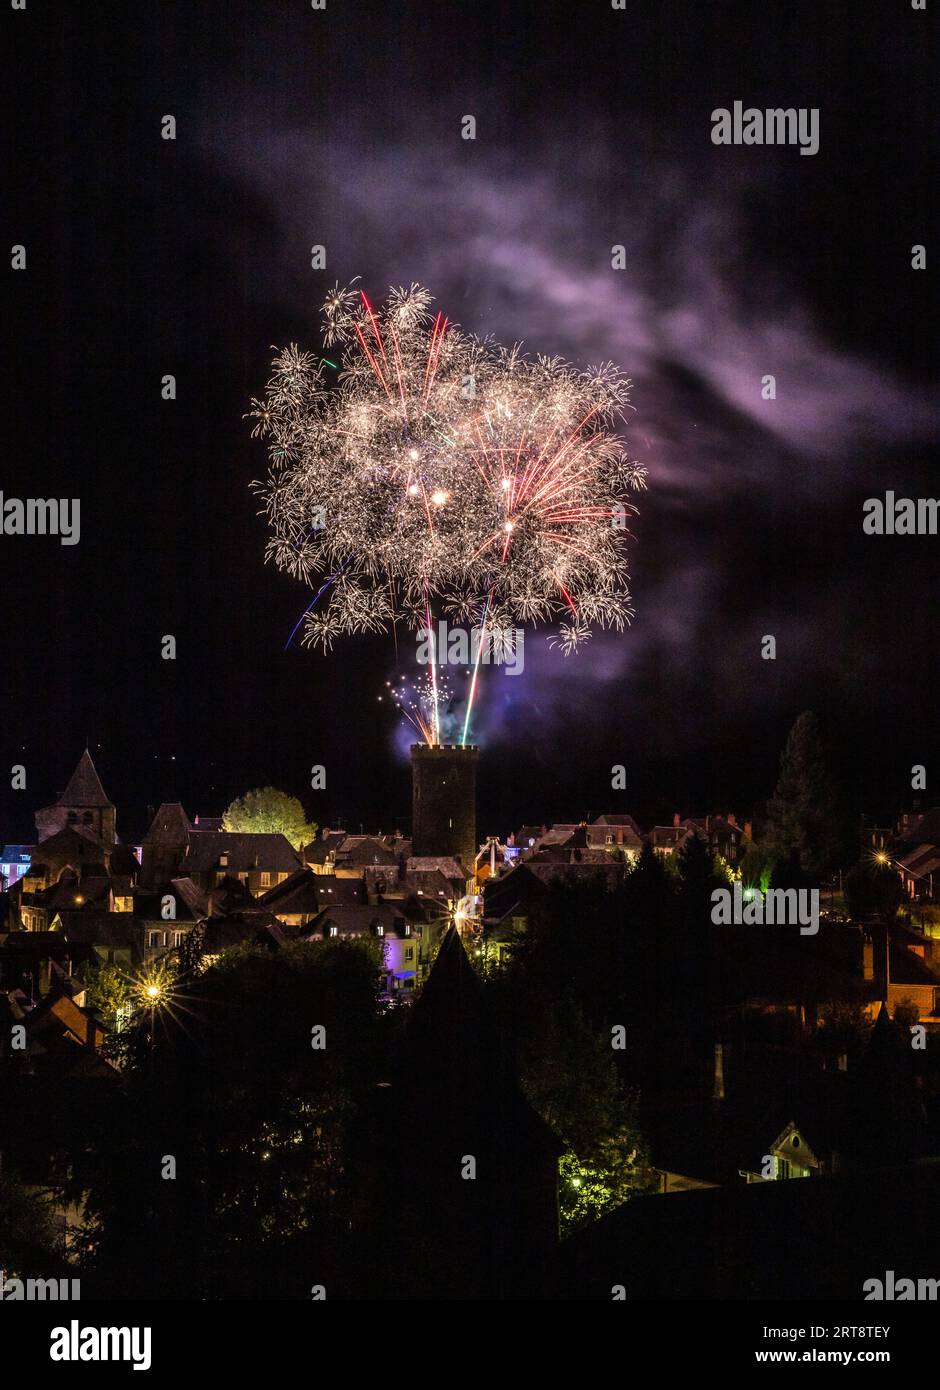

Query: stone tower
[35,749,116,846]
[411,744,479,872]
[140,802,193,889]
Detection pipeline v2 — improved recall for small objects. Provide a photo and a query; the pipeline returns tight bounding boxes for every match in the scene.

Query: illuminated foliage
[222,786,317,850]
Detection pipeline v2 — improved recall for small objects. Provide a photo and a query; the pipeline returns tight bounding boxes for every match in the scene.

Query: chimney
[673,813,680,828]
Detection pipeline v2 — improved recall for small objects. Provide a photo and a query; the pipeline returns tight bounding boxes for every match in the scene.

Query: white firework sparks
[250,282,646,653]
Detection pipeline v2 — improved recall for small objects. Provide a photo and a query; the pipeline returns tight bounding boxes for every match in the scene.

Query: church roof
[58,750,114,809]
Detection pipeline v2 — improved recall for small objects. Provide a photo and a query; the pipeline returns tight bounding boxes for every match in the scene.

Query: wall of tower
[35,804,116,846]
[411,744,479,871]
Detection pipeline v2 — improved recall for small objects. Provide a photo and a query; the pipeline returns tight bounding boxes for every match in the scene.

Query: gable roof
[257,866,323,914]
[200,910,288,950]
[180,831,303,874]
[406,855,464,880]
[145,802,193,838]
[305,902,413,937]
[57,750,114,808]
[132,877,208,922]
[335,836,399,866]
[27,824,109,864]
[304,832,347,864]
[591,814,643,832]
[53,911,138,949]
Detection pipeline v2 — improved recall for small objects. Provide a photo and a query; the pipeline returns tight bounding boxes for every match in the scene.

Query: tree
[624,840,673,932]
[78,961,133,1031]
[222,787,316,850]
[764,711,845,880]
[738,840,776,894]
[844,858,904,921]
[76,938,385,1299]
[0,1169,65,1278]
[496,982,656,1235]
[675,831,725,927]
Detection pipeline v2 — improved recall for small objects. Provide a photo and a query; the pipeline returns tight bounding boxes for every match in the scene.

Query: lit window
[260,872,271,887]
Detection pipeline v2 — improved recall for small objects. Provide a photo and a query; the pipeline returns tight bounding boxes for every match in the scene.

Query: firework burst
[381,669,457,747]
[251,282,646,658]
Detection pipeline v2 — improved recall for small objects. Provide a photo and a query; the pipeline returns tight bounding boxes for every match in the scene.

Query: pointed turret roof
[405,925,564,1156]
[58,750,113,808]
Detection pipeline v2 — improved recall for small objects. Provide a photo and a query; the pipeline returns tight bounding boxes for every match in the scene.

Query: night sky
[3,0,937,844]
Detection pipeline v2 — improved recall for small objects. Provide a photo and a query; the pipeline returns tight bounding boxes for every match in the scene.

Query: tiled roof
[335,836,398,866]
[54,911,138,948]
[57,750,114,808]
[258,867,323,913]
[180,831,302,874]
[145,803,193,837]
[202,912,288,953]
[406,856,464,880]
[591,814,643,831]
[305,903,412,937]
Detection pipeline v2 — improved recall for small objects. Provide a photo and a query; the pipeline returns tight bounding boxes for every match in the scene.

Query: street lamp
[135,973,169,1053]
